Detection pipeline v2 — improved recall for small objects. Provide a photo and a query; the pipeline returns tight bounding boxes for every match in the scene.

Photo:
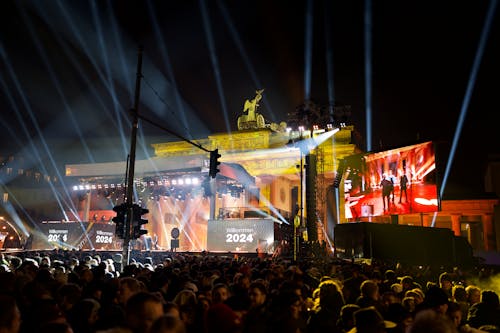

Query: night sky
[0,0,499,197]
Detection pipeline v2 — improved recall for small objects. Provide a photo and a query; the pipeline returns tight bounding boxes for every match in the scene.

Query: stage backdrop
[30,221,119,250]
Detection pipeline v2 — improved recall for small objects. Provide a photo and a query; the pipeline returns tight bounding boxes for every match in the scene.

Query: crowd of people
[0,249,499,333]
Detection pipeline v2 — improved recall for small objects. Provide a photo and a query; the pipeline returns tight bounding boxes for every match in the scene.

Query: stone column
[451,214,461,237]
[482,213,495,251]
[421,213,430,227]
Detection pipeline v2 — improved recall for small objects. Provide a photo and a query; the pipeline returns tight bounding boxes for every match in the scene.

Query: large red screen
[343,141,439,219]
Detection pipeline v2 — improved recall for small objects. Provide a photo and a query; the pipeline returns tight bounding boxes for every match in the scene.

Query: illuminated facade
[62,85,499,253]
[2,93,497,253]
[65,121,500,254]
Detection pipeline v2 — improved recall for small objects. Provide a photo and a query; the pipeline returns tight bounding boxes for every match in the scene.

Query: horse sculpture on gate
[238,89,266,130]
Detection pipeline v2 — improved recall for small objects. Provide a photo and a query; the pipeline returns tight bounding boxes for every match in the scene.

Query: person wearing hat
[337,304,361,333]
[420,286,449,315]
[439,272,454,300]
[348,306,396,333]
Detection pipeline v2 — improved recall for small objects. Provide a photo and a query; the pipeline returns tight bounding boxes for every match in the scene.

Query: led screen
[343,141,439,218]
[207,219,274,253]
[29,222,119,250]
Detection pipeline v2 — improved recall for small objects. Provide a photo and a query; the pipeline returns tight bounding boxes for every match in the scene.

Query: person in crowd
[125,291,165,333]
[356,280,382,312]
[445,301,488,333]
[2,249,500,333]
[38,322,74,333]
[212,283,231,304]
[380,270,398,294]
[269,291,307,333]
[56,283,83,317]
[406,288,424,306]
[243,281,269,333]
[400,276,421,297]
[350,306,396,333]
[439,273,454,300]
[231,273,251,300]
[337,304,360,333]
[419,286,450,315]
[0,295,22,333]
[402,296,416,314]
[117,277,146,306]
[466,286,482,307]
[409,309,458,333]
[163,302,181,319]
[452,285,470,325]
[342,264,365,304]
[67,298,100,333]
[308,279,345,333]
[149,269,172,303]
[206,303,242,333]
[150,314,186,333]
[385,302,413,333]
[173,289,200,333]
[467,290,500,329]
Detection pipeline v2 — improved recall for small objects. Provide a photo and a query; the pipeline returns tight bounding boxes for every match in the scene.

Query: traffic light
[131,203,149,239]
[209,149,221,178]
[112,203,127,239]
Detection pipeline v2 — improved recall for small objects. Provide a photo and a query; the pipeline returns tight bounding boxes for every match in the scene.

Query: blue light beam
[304,0,314,100]
[199,0,232,134]
[364,0,373,151]
[323,0,336,122]
[440,0,498,198]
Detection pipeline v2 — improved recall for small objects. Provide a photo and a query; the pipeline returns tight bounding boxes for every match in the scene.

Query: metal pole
[123,46,143,268]
[293,224,297,262]
[297,149,304,259]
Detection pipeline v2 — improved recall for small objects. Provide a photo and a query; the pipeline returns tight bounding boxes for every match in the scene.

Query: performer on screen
[380,174,393,212]
[399,170,409,204]
[388,170,397,204]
